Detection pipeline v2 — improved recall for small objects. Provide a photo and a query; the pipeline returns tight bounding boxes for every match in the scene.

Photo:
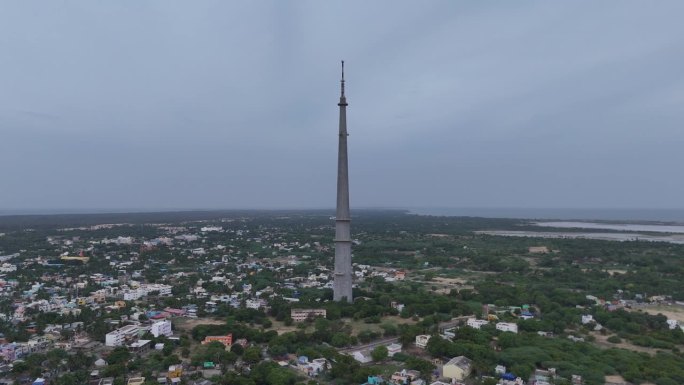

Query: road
[338,336,400,353]
[338,316,471,353]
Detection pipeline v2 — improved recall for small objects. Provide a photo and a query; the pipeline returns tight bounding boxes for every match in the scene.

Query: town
[0,210,683,385]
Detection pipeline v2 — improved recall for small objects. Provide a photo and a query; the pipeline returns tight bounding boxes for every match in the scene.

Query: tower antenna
[333,61,352,303]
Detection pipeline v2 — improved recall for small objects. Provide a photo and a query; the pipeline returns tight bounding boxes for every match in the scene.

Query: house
[581,315,594,325]
[416,334,430,349]
[168,365,182,378]
[466,318,488,329]
[386,343,402,357]
[442,356,472,381]
[351,350,372,364]
[528,246,549,254]
[363,376,384,385]
[495,322,518,333]
[390,369,421,385]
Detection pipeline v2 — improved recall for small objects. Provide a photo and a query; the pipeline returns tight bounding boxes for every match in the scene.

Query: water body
[477,230,684,245]
[534,221,684,234]
[409,207,684,223]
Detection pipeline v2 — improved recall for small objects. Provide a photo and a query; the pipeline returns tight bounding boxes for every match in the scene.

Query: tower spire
[333,60,353,303]
[341,60,345,98]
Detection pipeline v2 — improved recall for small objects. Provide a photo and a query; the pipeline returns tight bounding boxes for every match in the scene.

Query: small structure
[528,246,549,254]
[351,350,372,364]
[415,335,431,349]
[168,365,182,379]
[496,322,518,334]
[442,356,473,381]
[466,318,488,329]
[363,376,384,385]
[201,334,232,347]
[94,358,108,367]
[386,343,402,357]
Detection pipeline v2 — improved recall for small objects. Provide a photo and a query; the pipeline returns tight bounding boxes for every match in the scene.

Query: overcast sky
[1,1,683,212]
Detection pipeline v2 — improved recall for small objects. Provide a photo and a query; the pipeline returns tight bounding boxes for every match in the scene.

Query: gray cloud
[1,1,683,211]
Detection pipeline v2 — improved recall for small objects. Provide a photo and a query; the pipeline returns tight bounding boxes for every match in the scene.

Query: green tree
[371,345,388,362]
[244,346,262,364]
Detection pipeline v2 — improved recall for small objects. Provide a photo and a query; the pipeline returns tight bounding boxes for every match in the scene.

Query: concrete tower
[333,61,353,303]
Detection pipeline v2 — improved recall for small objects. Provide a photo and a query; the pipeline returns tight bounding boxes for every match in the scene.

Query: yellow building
[442,356,473,381]
[127,378,145,385]
[168,365,182,378]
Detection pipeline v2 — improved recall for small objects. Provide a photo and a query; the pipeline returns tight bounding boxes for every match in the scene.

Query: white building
[496,322,518,333]
[387,343,402,357]
[105,325,140,347]
[151,320,172,338]
[581,315,594,325]
[123,289,143,301]
[291,309,326,322]
[466,318,489,329]
[666,319,680,330]
[246,299,265,310]
[201,226,222,232]
[415,334,431,349]
[0,263,17,272]
[351,350,372,364]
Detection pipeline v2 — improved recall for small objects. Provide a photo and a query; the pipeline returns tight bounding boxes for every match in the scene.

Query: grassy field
[635,303,684,322]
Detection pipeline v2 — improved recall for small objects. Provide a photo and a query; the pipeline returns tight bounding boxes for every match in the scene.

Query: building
[466,318,489,329]
[496,322,518,333]
[581,315,594,325]
[105,325,140,347]
[528,246,549,254]
[151,320,172,338]
[246,299,265,310]
[442,356,473,381]
[351,350,372,364]
[202,334,232,347]
[387,343,402,357]
[333,61,353,303]
[168,365,183,378]
[415,335,431,349]
[129,340,151,355]
[290,309,326,322]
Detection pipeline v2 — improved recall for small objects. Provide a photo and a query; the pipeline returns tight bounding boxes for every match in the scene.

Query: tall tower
[333,61,353,303]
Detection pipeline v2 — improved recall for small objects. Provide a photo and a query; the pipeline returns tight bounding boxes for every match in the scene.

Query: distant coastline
[407,207,684,223]
[3,207,684,224]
